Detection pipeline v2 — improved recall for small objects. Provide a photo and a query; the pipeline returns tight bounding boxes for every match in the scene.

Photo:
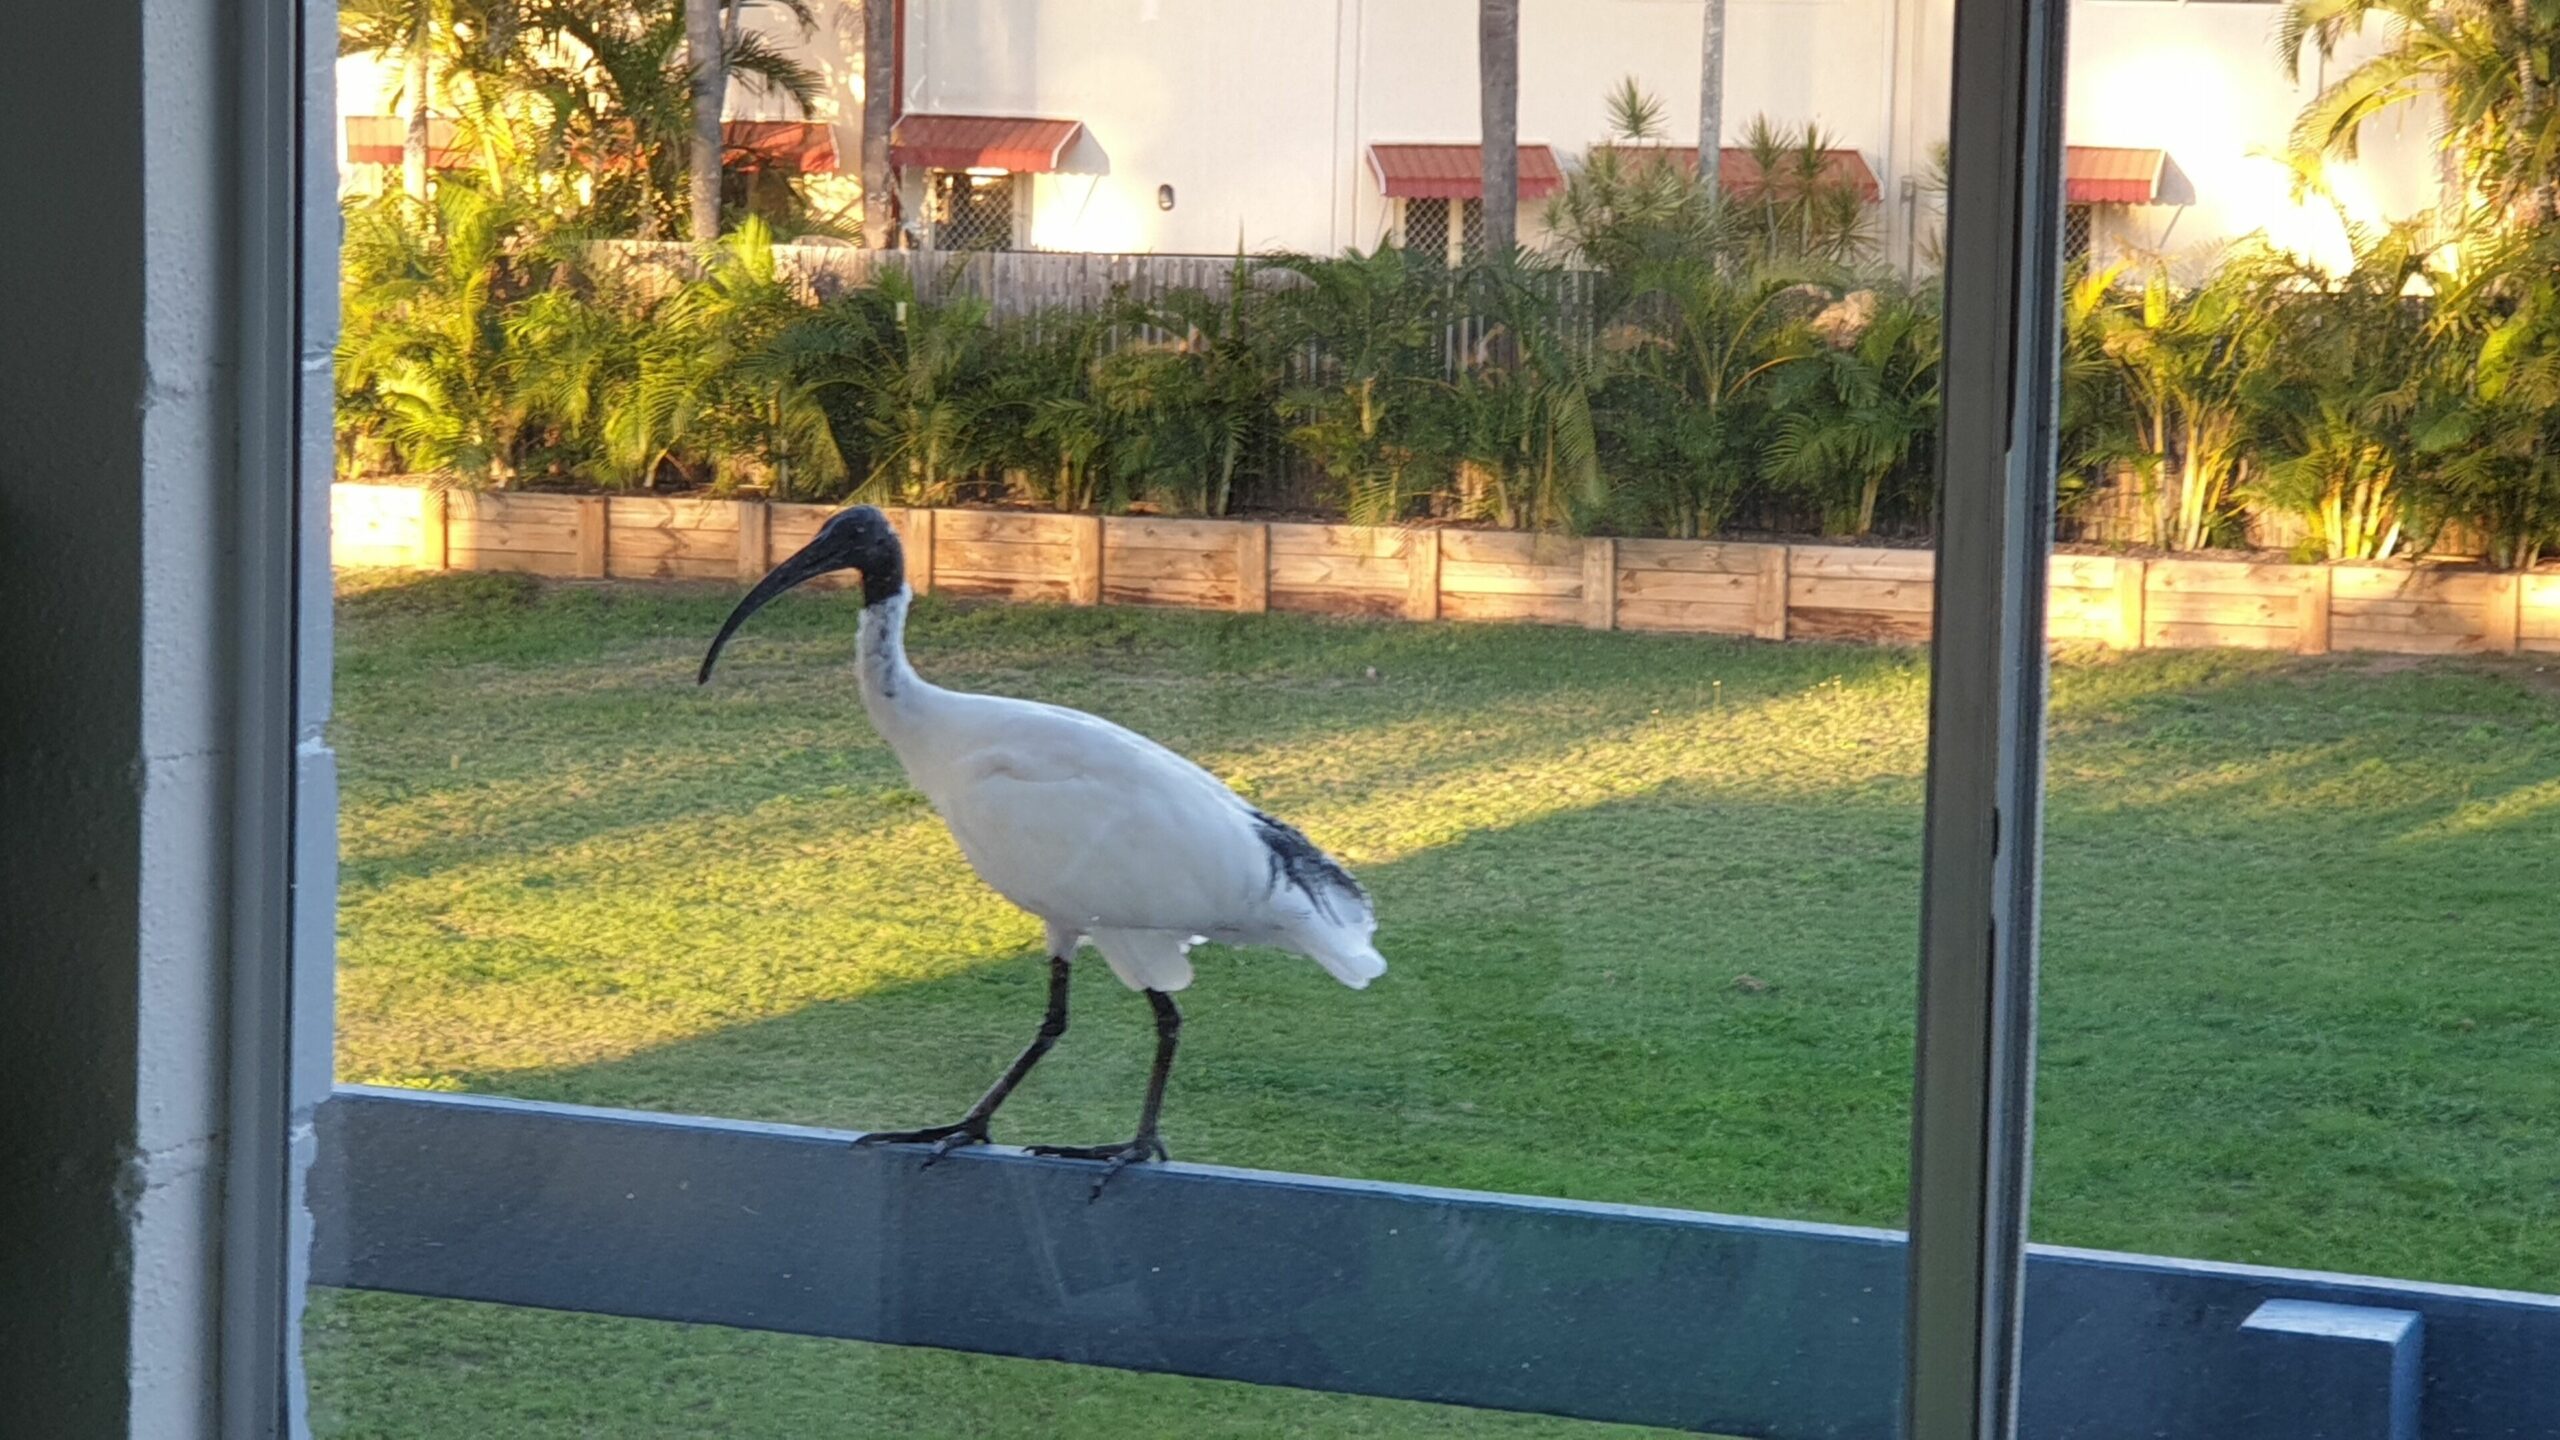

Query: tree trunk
[1477,0,1520,260]
[2508,0,2549,222]
[1697,0,1725,199]
[403,11,431,202]
[863,0,898,248]
[686,0,726,242]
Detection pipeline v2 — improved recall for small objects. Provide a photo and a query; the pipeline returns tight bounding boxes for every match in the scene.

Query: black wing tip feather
[1250,809,1368,921]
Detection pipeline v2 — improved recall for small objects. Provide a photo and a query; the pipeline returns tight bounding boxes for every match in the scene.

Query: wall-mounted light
[1157,184,1176,211]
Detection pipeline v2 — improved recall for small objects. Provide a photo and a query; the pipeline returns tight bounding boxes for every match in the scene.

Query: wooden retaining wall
[333,484,2560,657]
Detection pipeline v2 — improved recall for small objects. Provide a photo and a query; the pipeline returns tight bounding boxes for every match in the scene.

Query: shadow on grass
[432,784,1928,1226]
[398,739,2560,1293]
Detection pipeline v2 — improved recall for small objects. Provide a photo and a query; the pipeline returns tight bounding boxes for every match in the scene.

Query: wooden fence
[593,241,1607,374]
[334,483,2560,657]
[599,241,1601,319]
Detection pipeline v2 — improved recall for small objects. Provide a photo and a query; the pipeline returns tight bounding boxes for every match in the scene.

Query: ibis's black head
[697,505,905,684]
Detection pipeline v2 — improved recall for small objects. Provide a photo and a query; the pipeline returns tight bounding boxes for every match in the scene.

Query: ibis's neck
[855,587,935,725]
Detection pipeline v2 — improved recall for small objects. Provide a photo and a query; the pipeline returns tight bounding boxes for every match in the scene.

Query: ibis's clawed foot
[853,1119,990,1167]
[854,955,1075,1171]
[1032,988,1182,1200]
[1028,1133,1170,1199]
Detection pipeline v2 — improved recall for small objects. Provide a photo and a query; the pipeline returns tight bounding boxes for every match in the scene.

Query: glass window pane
[314,0,1951,1433]
[2025,0,2560,1427]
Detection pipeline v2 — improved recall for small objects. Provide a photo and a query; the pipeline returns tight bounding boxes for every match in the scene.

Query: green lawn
[311,569,2560,1437]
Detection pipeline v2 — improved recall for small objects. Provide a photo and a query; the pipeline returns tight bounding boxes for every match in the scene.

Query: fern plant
[1767,286,1941,536]
[337,185,537,482]
[1266,247,1458,525]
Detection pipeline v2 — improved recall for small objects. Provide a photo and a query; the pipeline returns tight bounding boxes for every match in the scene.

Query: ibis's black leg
[855,955,1070,1165]
[1029,989,1180,1199]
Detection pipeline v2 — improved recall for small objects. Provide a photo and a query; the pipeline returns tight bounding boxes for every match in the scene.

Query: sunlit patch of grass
[315,572,2560,1437]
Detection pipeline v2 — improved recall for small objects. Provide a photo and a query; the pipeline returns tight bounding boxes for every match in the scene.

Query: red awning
[1367,144,1566,201]
[724,121,838,174]
[890,114,1086,172]
[1587,144,1882,204]
[2066,146,2166,204]
[344,115,463,168]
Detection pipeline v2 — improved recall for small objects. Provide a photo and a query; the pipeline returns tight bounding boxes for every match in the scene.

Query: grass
[312,569,2560,1437]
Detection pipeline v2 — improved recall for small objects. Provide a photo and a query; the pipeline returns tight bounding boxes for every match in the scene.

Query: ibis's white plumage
[853,591,1385,994]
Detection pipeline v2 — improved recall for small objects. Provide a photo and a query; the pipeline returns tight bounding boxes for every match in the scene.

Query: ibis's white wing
[920,695,1280,933]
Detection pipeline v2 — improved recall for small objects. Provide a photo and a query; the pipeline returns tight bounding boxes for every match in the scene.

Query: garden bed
[335,482,2560,657]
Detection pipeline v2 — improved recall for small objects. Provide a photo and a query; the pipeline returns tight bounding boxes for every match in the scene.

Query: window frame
[1903,0,2071,1427]
[2062,203,2095,265]
[232,0,339,1432]
[1400,195,1454,261]
[256,0,2078,1436]
[926,167,1025,251]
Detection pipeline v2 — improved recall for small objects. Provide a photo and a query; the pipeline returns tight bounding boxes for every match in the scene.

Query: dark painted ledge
[311,1087,2560,1438]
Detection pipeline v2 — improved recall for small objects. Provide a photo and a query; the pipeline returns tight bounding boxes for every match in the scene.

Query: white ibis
[699,506,1385,1192]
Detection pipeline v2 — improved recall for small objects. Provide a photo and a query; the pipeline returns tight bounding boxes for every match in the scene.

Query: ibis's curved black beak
[697,542,843,684]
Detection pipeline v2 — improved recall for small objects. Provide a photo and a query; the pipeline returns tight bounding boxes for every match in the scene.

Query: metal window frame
[1401,195,1454,260]
[927,168,1021,251]
[228,0,337,1433]
[1905,0,2070,1428]
[2061,204,2096,266]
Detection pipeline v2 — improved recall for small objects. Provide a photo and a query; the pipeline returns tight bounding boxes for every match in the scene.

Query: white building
[339,0,2448,277]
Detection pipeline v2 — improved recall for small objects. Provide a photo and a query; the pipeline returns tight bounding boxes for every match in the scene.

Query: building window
[2063,203,2094,266]
[1403,197,1452,262]
[1400,197,1485,264]
[928,170,1018,251]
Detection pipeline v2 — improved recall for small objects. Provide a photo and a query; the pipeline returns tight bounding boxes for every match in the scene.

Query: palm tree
[1697,0,1726,200]
[1266,247,1458,523]
[337,186,543,481]
[2097,262,2279,551]
[2224,220,2439,559]
[2280,0,2560,225]
[1543,81,1742,282]
[1108,261,1287,515]
[989,310,1116,512]
[556,215,843,492]
[1730,117,1876,267]
[341,0,439,199]
[523,0,820,237]
[1544,89,1869,274]
[2410,222,2560,565]
[1446,261,1603,531]
[2055,260,2138,519]
[1478,0,1520,260]
[1768,287,1941,536]
[768,264,999,503]
[1595,257,1822,535]
[687,0,724,240]
[862,0,897,248]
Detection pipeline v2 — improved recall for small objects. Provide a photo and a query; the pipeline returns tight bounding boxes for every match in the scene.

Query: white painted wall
[904,0,1906,255]
[328,0,2448,268]
[2068,1,2440,278]
[732,0,869,222]
[905,0,1348,254]
[893,0,2445,264]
